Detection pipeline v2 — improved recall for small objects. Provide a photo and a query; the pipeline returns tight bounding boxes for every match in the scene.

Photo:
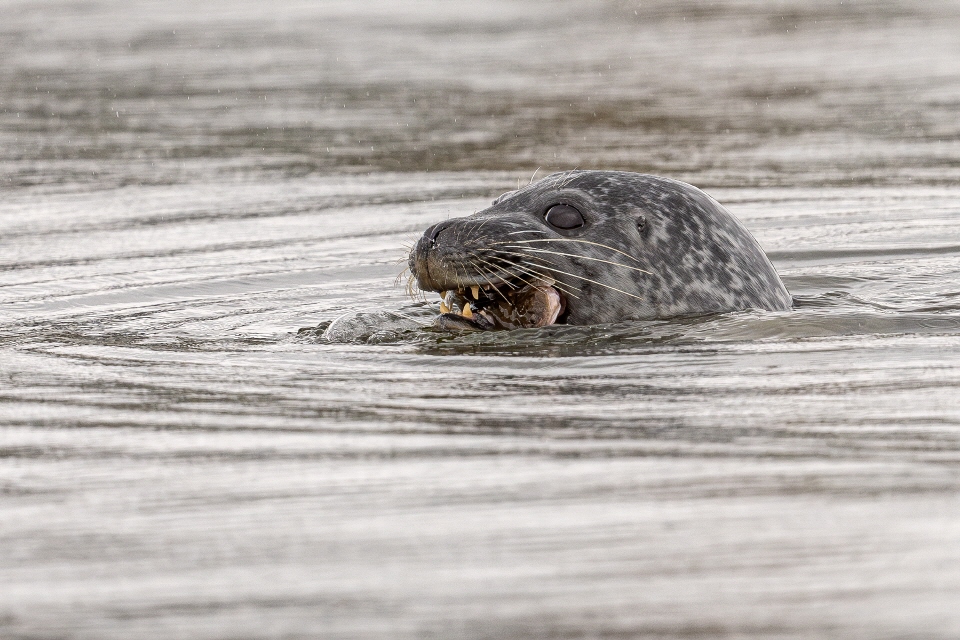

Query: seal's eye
[544,204,584,230]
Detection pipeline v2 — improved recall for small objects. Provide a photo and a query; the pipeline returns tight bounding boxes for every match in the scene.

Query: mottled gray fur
[409,170,792,325]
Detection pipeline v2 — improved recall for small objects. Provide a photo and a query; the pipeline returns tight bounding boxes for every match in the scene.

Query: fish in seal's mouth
[431,277,565,331]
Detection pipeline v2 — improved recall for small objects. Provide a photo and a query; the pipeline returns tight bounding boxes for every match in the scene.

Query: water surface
[3,1,960,638]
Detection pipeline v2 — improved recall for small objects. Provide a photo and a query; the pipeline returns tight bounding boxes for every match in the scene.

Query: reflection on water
[4,0,959,188]
[3,1,960,638]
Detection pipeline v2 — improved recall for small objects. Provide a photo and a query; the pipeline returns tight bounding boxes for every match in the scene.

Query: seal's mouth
[432,277,565,331]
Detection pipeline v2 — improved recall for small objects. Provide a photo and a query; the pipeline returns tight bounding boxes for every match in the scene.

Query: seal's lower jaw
[431,279,565,332]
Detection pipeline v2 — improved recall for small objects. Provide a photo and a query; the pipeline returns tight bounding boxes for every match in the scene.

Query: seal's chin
[431,277,565,331]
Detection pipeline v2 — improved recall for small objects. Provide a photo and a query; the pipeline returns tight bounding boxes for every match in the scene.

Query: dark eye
[544,204,584,229]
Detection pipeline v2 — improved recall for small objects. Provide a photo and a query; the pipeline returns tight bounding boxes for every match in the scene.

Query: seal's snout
[408,221,450,292]
[406,214,565,331]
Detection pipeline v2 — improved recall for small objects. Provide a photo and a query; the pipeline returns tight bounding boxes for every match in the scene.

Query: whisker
[475,215,495,235]
[486,248,583,292]
[497,261,582,301]
[408,271,425,302]
[474,257,520,290]
[481,256,551,296]
[487,251,582,299]
[558,167,580,189]
[493,248,633,297]
[405,273,419,302]
[472,259,514,304]
[468,214,490,237]
[453,262,467,292]
[492,238,646,267]
[502,245,653,275]
[518,260,647,301]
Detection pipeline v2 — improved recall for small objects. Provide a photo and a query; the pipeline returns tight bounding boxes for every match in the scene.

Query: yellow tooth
[439,290,448,300]
[471,285,480,300]
[462,304,473,319]
[440,301,450,314]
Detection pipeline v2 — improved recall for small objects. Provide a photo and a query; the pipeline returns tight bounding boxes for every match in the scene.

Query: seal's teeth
[462,304,473,319]
[470,285,480,300]
[440,301,450,314]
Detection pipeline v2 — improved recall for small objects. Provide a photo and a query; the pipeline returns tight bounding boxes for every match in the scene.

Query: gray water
[3,1,960,638]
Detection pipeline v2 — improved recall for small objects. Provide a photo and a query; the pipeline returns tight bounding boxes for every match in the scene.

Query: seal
[407,170,792,330]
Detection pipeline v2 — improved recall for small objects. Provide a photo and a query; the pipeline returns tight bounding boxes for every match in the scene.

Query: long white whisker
[485,255,582,300]
[486,251,582,298]
[492,238,645,266]
[508,265,582,300]
[502,245,653,275]
[481,257,532,288]
[475,215,496,235]
[493,251,646,301]
[472,258,514,304]
[537,266,646,300]
[558,167,580,189]
[474,257,520,289]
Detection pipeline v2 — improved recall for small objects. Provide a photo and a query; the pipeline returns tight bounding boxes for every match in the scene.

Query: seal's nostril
[427,221,452,248]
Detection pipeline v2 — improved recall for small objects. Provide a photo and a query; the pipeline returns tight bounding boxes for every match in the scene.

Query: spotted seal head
[408,170,792,330]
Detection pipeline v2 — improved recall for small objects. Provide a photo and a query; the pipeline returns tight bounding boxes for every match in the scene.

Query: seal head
[408,170,791,330]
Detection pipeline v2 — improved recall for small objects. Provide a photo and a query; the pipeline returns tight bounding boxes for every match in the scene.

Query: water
[3,1,960,638]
